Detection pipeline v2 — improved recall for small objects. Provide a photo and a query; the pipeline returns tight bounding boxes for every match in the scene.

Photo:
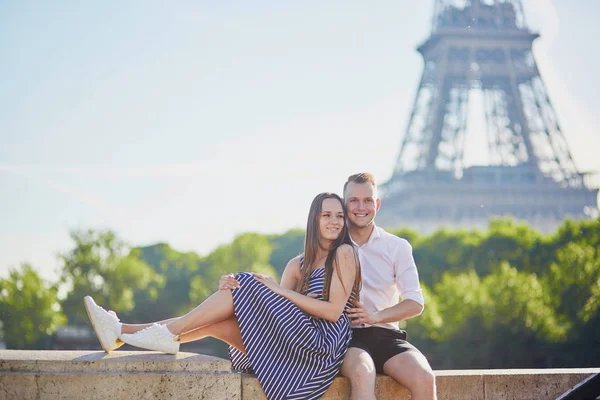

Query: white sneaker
[83,296,124,353]
[121,323,180,355]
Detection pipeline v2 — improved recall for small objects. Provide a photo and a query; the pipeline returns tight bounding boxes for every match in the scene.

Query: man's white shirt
[351,224,424,330]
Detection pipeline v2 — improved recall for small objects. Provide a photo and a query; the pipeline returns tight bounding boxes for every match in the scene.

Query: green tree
[551,218,600,250]
[412,228,482,286]
[0,264,66,349]
[403,283,443,341]
[481,263,568,342]
[429,269,485,340]
[268,229,305,277]
[59,230,160,325]
[412,263,568,369]
[132,243,207,320]
[204,233,277,283]
[545,242,600,331]
[471,218,541,276]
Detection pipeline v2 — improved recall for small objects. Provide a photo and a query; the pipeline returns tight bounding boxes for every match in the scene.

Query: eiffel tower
[379,0,598,233]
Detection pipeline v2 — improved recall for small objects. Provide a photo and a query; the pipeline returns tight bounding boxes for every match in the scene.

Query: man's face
[344,181,381,229]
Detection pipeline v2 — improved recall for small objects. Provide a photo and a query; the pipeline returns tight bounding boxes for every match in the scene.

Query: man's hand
[218,273,240,290]
[346,301,381,325]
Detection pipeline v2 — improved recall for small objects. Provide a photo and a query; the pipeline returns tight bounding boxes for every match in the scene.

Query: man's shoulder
[376,226,412,249]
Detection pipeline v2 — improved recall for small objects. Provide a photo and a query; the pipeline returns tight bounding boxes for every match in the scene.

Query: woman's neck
[314,246,330,267]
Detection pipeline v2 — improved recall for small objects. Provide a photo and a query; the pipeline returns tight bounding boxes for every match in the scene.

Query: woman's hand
[218,273,240,290]
[253,273,285,295]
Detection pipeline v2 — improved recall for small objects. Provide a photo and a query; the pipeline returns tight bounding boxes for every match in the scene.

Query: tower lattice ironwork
[379,0,598,232]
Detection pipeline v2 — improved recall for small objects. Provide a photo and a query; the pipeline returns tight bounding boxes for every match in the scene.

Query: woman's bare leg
[179,317,245,353]
[164,290,235,335]
[119,290,235,339]
[121,290,235,336]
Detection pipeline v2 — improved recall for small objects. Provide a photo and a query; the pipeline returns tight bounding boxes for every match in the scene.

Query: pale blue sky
[1,1,599,281]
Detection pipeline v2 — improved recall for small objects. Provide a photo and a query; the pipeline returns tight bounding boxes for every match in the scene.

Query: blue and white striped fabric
[228,268,353,400]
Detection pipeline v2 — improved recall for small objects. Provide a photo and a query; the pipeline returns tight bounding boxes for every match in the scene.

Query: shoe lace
[108,310,120,322]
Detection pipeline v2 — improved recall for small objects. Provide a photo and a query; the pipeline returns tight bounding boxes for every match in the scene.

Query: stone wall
[1,351,598,399]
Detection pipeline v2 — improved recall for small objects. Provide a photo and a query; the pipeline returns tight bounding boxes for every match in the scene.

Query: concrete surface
[1,351,598,399]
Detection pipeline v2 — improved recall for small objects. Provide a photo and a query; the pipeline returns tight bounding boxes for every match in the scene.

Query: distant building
[380,0,598,232]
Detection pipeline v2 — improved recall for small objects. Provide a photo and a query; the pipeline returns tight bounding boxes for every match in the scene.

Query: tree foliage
[0,264,65,349]
[4,217,600,369]
[204,233,277,283]
[59,230,161,324]
[128,243,203,321]
[403,217,600,368]
[268,229,305,277]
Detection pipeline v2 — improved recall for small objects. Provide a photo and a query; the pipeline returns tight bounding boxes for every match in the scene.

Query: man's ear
[375,198,381,212]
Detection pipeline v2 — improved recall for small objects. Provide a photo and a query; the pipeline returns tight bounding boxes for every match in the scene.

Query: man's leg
[340,347,377,400]
[383,351,437,400]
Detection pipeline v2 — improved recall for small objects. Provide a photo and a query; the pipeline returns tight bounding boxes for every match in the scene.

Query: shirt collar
[368,223,381,244]
[350,223,380,247]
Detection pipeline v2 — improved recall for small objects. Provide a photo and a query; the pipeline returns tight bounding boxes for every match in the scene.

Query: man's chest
[356,247,396,286]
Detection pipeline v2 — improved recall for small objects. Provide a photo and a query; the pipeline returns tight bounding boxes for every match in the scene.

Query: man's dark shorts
[349,326,420,373]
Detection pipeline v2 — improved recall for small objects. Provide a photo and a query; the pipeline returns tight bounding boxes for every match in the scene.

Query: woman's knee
[235,272,252,281]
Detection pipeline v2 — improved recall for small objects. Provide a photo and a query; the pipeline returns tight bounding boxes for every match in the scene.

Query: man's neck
[349,223,375,246]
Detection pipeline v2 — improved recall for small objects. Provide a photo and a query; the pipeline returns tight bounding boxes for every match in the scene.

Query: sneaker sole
[84,296,124,353]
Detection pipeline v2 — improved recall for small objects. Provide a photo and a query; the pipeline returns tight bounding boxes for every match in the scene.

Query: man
[340,172,436,400]
[218,172,436,400]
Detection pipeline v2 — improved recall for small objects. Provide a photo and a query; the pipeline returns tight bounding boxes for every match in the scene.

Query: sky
[1,1,599,282]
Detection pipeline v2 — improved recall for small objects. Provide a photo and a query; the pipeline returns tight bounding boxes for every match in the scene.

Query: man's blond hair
[343,172,377,198]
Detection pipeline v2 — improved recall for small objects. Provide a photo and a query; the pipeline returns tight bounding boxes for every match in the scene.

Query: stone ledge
[242,369,600,400]
[0,350,232,373]
[1,351,598,400]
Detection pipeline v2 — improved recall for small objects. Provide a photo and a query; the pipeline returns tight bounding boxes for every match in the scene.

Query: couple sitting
[84,173,437,400]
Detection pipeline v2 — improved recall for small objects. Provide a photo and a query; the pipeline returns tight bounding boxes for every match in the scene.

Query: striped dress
[228,268,353,400]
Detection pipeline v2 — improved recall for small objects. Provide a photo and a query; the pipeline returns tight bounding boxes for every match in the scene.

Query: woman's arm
[279,256,301,290]
[255,244,358,323]
[216,256,301,291]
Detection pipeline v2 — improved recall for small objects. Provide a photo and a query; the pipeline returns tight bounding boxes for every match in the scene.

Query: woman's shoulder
[285,255,303,274]
[335,243,355,256]
[334,244,357,266]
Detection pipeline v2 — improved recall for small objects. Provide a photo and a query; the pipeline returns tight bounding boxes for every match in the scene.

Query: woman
[85,192,361,400]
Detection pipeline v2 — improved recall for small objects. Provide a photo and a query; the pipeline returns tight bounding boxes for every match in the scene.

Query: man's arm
[348,299,423,325]
[348,238,424,325]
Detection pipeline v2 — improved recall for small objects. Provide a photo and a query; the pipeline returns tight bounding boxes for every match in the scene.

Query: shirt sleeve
[394,239,425,306]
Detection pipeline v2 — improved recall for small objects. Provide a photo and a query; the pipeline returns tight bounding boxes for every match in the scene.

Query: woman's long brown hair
[295,192,361,303]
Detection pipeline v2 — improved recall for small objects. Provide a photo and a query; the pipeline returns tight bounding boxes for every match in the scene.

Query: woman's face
[318,198,345,245]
